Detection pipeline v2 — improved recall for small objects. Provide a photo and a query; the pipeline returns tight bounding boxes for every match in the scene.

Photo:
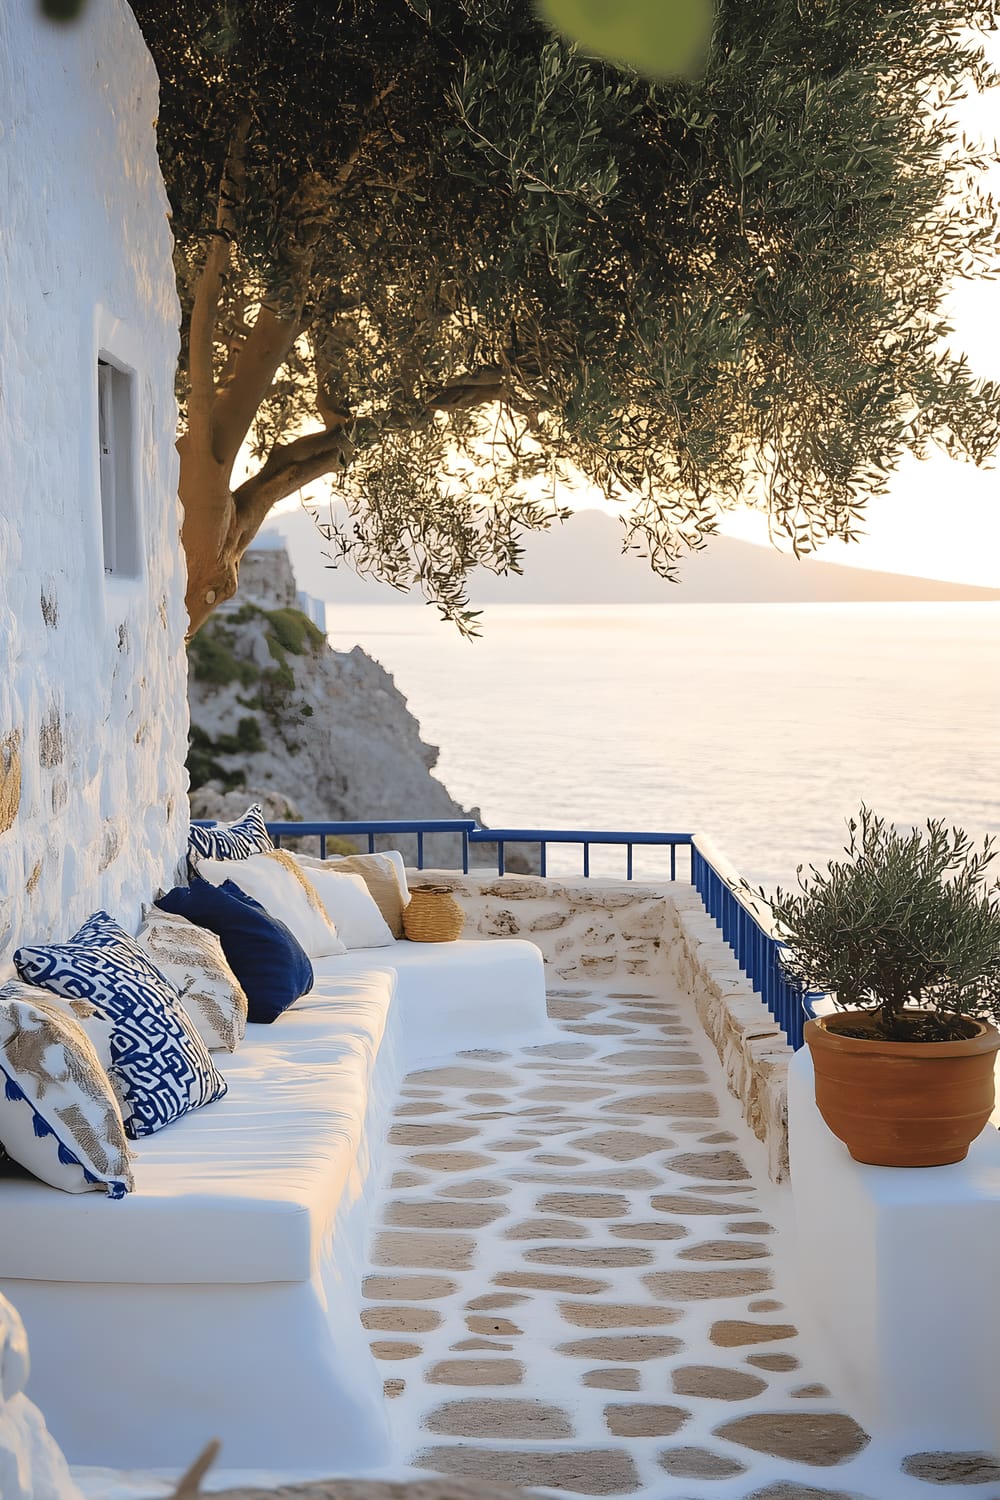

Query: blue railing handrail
[263,819,478,835]
[467,827,693,880]
[690,832,807,1050]
[194,814,803,1048]
[262,818,477,870]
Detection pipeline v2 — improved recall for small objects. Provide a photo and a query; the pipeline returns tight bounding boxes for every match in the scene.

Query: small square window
[97,356,140,578]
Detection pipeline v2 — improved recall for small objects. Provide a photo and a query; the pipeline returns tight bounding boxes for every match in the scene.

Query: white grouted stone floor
[357,978,1000,1500]
[77,976,1000,1500]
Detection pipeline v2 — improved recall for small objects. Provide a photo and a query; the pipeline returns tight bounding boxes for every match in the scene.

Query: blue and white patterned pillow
[188,803,273,864]
[14,912,228,1139]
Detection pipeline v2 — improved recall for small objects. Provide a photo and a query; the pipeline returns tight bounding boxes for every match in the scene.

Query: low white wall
[788,1045,1000,1452]
[0,1295,82,1500]
[0,0,187,963]
[408,870,669,983]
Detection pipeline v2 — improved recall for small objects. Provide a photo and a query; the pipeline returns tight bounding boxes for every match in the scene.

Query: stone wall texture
[408,870,670,984]
[0,0,187,965]
[665,885,792,1182]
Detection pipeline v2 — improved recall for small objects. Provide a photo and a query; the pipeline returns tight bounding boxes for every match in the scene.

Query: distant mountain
[259,505,1000,606]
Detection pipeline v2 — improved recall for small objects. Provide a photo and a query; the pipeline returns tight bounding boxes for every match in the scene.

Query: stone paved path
[359,980,1000,1500]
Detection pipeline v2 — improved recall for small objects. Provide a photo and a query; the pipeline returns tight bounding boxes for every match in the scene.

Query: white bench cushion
[314,937,547,1061]
[0,969,396,1285]
[0,938,549,1290]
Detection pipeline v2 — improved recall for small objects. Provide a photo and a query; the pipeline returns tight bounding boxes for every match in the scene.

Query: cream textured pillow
[18,990,116,1073]
[194,850,346,959]
[376,849,410,903]
[294,851,406,938]
[136,906,248,1052]
[0,981,134,1197]
[302,867,395,949]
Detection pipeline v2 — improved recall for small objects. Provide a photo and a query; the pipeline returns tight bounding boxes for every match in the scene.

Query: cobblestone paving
[359,981,1000,1500]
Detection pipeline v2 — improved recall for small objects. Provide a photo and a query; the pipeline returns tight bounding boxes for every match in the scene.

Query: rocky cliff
[186,546,482,869]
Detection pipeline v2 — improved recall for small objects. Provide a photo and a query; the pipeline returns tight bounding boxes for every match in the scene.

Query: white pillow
[294,850,406,937]
[136,906,248,1052]
[194,851,346,959]
[305,867,395,949]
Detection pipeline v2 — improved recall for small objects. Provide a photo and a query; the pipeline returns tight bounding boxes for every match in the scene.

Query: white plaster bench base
[788,1044,1000,1455]
[1,938,548,1470]
[325,936,548,1060]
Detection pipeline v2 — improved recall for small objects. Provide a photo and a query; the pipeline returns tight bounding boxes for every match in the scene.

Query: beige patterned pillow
[292,851,406,939]
[136,906,248,1052]
[0,981,134,1197]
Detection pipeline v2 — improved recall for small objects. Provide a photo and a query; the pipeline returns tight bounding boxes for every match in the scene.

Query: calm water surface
[325,602,1000,891]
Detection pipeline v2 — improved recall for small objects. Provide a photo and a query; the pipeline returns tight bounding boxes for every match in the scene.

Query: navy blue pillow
[155,879,313,1024]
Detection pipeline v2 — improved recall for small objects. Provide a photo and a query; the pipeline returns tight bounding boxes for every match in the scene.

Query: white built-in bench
[0,938,548,1470]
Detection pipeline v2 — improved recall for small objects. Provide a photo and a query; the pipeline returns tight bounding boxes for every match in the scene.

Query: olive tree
[131,0,1000,634]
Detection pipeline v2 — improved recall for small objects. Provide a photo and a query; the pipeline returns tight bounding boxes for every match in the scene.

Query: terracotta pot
[804,1010,1000,1167]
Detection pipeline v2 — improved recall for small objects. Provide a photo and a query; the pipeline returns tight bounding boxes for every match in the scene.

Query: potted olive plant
[762,807,1000,1167]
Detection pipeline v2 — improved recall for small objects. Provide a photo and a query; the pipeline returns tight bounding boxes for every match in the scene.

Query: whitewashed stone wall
[665,884,792,1181]
[409,871,669,983]
[0,0,187,965]
[0,1295,82,1500]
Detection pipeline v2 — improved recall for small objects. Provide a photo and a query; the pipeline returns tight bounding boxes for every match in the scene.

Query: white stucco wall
[0,0,187,960]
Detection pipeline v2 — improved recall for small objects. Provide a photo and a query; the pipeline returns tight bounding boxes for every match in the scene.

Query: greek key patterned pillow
[188,803,273,864]
[0,980,134,1197]
[14,912,228,1138]
[135,905,248,1052]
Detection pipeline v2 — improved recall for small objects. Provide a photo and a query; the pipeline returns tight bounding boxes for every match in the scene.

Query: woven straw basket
[403,885,464,943]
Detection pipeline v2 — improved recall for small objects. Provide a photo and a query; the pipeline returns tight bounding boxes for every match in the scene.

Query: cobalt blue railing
[467,828,694,881]
[227,816,805,1048]
[690,834,807,1050]
[263,820,695,882]
[265,819,477,872]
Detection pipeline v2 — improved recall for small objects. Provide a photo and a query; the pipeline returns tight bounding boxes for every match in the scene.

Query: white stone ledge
[789,1045,1000,1452]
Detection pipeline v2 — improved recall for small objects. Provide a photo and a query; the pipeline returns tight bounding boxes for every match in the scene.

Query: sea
[325,601,1000,894]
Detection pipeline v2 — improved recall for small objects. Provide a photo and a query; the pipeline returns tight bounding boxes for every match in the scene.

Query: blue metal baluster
[417,832,425,869]
[498,841,505,876]
[670,843,677,881]
[368,833,376,853]
[539,842,547,878]
[583,843,590,878]
[462,830,470,875]
[626,843,633,881]
[318,834,325,858]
